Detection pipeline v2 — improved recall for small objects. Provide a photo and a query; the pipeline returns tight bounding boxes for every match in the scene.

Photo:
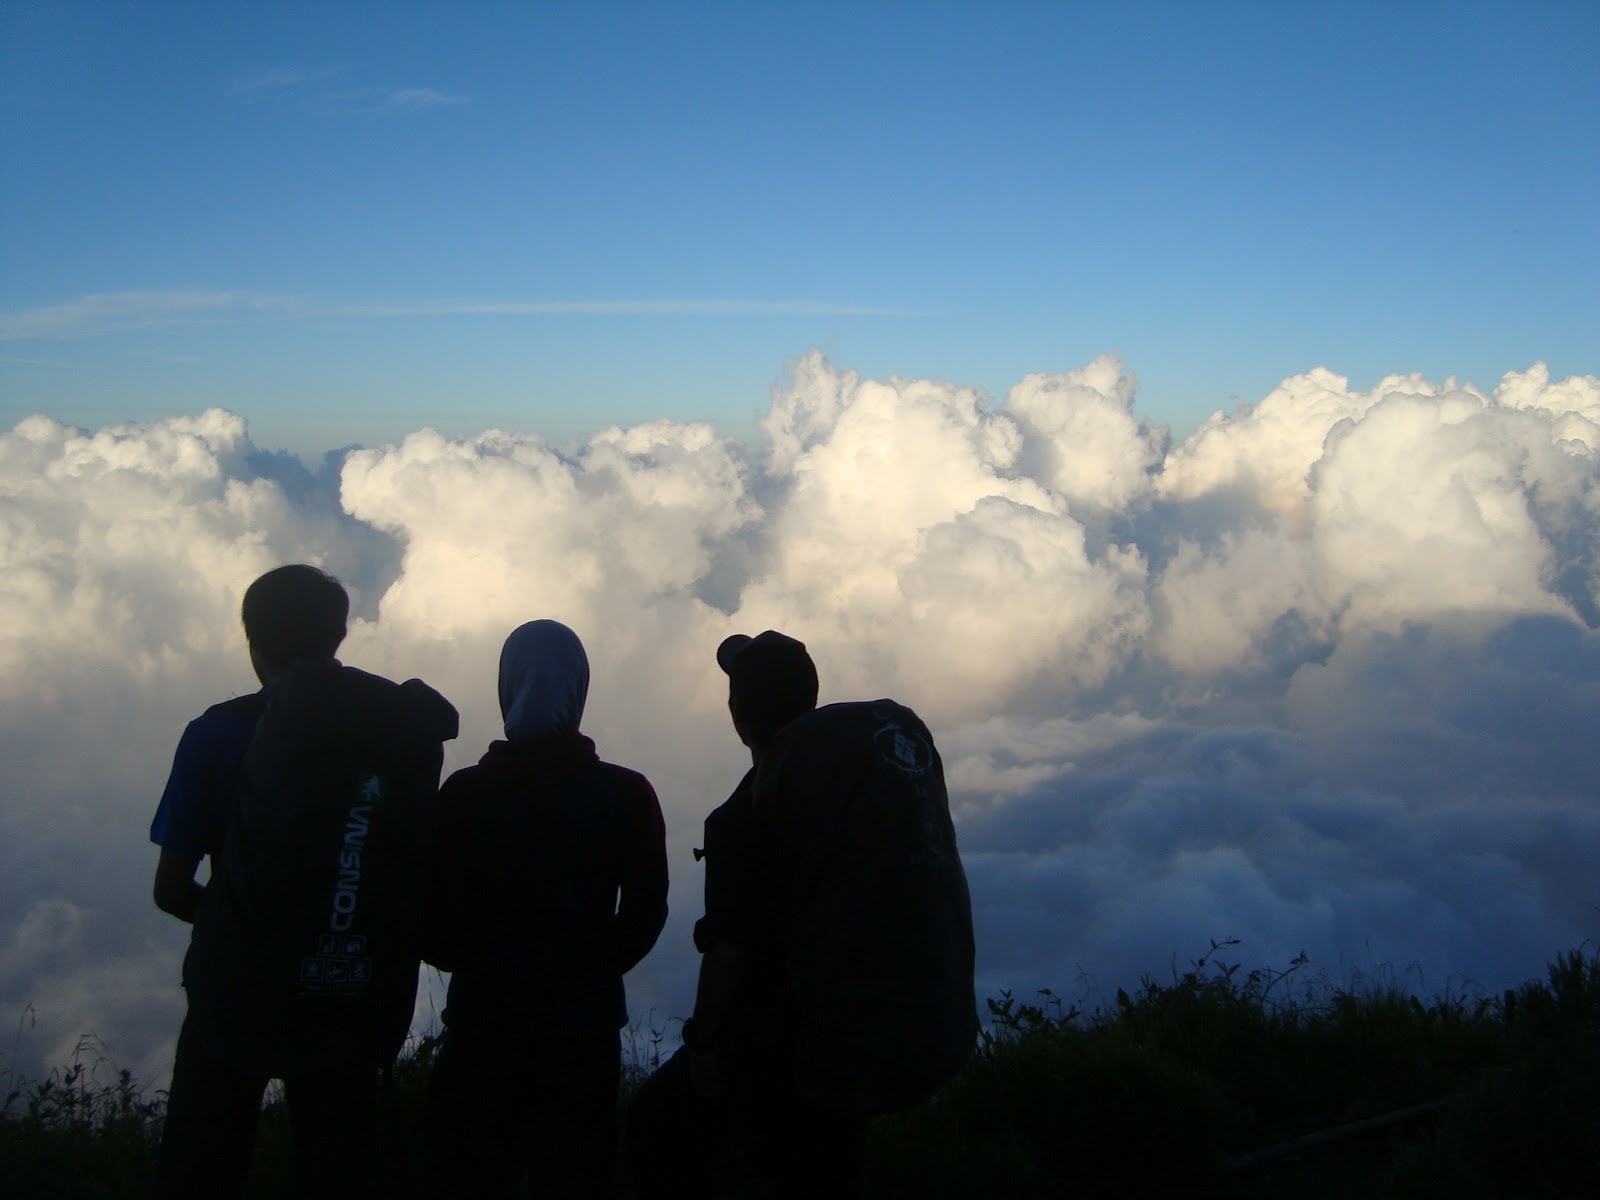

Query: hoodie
[426,621,668,1036]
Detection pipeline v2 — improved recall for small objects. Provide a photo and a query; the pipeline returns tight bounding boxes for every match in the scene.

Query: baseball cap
[717,630,819,716]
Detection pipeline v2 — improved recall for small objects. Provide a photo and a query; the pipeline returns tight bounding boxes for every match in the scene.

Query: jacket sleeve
[614,769,669,974]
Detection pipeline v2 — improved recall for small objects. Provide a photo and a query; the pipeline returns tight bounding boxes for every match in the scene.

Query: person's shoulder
[180,692,265,753]
[705,767,756,828]
[432,762,494,824]
[199,690,268,724]
[594,760,657,796]
[439,760,488,794]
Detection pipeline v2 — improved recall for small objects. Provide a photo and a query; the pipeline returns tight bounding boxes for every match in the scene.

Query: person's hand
[689,1048,730,1099]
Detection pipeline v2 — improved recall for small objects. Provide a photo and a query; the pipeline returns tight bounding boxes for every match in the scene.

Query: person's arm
[615,772,670,973]
[683,939,745,1098]
[682,777,766,1095]
[152,848,204,923]
[688,939,746,1042]
[421,769,470,972]
[150,712,233,924]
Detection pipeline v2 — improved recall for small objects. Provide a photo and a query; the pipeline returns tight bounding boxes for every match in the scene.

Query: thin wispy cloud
[386,88,469,111]
[135,351,203,366]
[1,291,903,340]
[0,291,298,341]
[320,87,471,115]
[335,299,904,318]
[229,66,467,114]
[0,355,77,368]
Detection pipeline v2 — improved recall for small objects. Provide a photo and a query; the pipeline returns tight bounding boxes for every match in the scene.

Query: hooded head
[498,620,590,740]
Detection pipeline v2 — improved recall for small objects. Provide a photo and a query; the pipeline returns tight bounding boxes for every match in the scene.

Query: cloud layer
[3,354,1599,1088]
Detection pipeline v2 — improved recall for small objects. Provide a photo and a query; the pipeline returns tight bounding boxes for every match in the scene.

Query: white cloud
[1153,527,1321,673]
[1003,354,1165,516]
[1306,390,1587,629]
[1156,365,1394,522]
[1496,362,1600,451]
[3,354,1599,1091]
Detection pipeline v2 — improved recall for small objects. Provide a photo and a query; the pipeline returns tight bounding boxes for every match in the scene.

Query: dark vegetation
[4,943,1597,1198]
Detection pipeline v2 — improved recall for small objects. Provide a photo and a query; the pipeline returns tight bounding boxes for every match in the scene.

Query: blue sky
[2,0,1595,458]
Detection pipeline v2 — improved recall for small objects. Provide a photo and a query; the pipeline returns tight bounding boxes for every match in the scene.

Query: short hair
[717,630,819,745]
[241,564,349,665]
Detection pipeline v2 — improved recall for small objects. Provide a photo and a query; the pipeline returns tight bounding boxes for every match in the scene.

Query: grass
[0,1019,165,1200]
[4,944,1598,1198]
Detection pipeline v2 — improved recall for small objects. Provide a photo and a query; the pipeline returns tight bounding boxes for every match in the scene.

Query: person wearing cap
[628,630,976,1199]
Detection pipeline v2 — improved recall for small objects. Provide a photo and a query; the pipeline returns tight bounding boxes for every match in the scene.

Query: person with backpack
[420,618,669,1198]
[628,630,977,1199]
[151,564,459,1199]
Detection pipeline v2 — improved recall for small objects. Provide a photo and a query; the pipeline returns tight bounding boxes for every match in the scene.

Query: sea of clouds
[4,352,1599,1089]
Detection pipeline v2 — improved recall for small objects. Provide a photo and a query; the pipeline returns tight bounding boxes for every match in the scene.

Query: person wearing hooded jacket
[422,619,669,1198]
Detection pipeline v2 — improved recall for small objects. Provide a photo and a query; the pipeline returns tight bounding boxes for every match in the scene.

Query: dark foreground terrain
[5,942,1598,1198]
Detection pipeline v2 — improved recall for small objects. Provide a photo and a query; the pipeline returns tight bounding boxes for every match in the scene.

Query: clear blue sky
[2,0,1595,457]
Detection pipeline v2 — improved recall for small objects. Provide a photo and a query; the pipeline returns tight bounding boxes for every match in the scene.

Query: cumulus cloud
[1003,354,1164,517]
[2,354,1598,1090]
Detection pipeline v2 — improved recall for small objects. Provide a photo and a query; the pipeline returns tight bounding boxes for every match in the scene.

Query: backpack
[753,700,978,1116]
[185,659,457,1075]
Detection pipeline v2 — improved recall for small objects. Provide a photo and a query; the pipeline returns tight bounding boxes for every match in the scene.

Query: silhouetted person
[152,564,458,1199]
[422,619,669,1198]
[628,631,976,1199]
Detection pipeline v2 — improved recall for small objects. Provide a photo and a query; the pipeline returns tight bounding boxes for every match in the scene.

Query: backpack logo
[331,797,374,933]
[873,720,933,775]
[296,773,386,993]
